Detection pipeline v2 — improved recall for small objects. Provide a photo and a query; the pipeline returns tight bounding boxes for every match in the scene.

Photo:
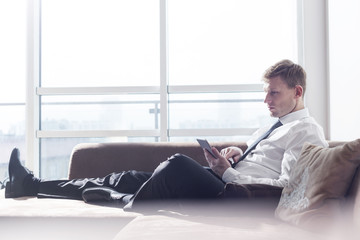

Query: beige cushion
[275,139,360,230]
[113,215,321,240]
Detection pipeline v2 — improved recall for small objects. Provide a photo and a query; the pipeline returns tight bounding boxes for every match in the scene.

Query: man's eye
[270,91,278,95]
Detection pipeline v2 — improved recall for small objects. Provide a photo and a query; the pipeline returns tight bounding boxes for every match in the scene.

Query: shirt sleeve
[222,167,288,187]
[222,167,252,184]
[222,121,328,187]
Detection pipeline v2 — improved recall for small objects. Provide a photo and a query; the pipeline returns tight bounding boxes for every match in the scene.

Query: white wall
[302,0,330,139]
[301,0,360,141]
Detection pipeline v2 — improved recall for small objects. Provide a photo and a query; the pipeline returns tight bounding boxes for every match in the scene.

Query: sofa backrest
[68,142,246,179]
[69,141,350,179]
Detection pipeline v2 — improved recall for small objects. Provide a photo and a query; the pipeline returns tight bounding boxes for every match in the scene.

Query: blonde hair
[263,59,306,96]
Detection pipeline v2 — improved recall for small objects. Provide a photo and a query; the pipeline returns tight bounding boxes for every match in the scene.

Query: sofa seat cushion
[0,189,141,218]
[0,189,141,240]
[113,215,328,240]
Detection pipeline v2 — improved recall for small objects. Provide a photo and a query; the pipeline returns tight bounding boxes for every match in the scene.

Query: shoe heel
[5,182,14,198]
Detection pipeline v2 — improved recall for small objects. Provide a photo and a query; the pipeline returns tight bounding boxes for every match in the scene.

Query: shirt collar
[278,108,309,125]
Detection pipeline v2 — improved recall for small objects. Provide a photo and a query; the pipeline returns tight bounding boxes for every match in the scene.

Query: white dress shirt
[222,108,328,187]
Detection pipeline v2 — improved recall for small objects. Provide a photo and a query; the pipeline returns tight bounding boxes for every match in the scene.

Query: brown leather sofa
[1,141,358,240]
[68,141,360,225]
[69,142,285,208]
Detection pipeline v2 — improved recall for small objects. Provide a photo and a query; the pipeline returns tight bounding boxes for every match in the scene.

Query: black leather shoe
[82,187,132,205]
[5,148,36,198]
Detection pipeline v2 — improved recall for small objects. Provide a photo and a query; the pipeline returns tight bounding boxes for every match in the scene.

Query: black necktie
[232,120,283,168]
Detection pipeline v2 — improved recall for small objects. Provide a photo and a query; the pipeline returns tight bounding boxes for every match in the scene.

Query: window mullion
[159,0,169,142]
[26,0,41,176]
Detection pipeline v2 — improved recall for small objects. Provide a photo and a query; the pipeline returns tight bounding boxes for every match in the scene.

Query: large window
[168,0,298,85]
[0,1,27,184]
[28,0,301,179]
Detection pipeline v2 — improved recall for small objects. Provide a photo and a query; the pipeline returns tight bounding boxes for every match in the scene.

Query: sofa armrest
[68,142,247,179]
[222,183,283,210]
[223,183,283,199]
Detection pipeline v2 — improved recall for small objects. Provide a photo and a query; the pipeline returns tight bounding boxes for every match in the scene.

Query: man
[5,60,328,210]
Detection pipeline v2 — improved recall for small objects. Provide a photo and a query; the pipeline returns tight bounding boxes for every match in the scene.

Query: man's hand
[203,147,231,177]
[220,146,243,164]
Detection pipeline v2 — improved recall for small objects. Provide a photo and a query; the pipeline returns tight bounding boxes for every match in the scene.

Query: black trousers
[37,154,225,206]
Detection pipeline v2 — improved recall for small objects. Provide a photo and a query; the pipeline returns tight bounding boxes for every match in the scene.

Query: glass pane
[169,92,273,130]
[0,106,26,182]
[0,0,26,183]
[41,94,160,130]
[0,0,26,102]
[168,0,298,85]
[40,137,157,179]
[41,0,160,87]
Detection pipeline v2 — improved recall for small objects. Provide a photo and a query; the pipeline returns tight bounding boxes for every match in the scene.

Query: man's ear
[294,85,303,98]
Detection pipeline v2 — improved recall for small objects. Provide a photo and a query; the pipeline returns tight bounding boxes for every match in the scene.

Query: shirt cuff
[222,167,242,183]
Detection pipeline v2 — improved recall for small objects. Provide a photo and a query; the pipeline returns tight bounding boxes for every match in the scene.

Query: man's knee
[152,153,200,180]
[151,153,224,199]
[166,153,201,170]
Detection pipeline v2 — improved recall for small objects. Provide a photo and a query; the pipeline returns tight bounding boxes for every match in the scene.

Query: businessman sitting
[5,59,328,210]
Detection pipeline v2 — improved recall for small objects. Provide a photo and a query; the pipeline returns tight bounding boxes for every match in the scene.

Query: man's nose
[264,93,270,103]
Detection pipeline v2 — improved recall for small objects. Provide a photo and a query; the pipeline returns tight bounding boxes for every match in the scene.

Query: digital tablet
[197,138,235,164]
[196,138,217,158]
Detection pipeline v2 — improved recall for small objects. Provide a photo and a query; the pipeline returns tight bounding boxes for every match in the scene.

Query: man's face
[263,76,298,118]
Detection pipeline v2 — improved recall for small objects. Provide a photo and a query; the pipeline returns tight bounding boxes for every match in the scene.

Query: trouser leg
[127,154,225,208]
[38,170,152,200]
